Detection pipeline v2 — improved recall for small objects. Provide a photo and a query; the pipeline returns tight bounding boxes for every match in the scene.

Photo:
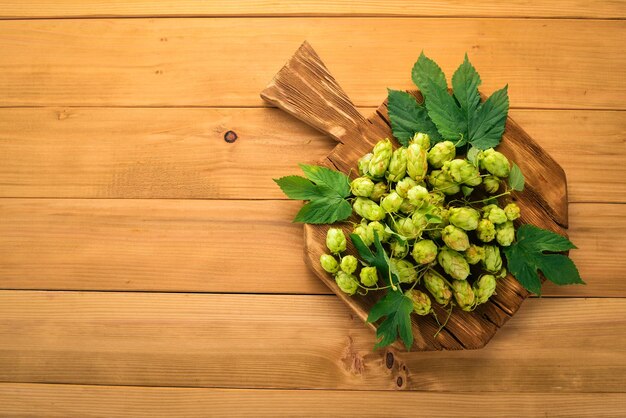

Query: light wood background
[0,2,624,416]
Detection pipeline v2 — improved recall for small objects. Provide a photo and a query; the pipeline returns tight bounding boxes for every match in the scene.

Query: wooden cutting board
[261,41,568,351]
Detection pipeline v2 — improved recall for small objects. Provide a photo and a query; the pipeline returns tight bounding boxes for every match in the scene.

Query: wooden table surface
[0,2,625,417]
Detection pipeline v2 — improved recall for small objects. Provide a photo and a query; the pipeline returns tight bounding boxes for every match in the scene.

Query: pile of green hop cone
[319,132,521,314]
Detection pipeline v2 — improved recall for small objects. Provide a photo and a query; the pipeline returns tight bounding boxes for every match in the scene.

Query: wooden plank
[0,292,624,391]
[0,19,624,108]
[0,108,622,203]
[1,384,625,418]
[1,1,625,19]
[0,199,620,296]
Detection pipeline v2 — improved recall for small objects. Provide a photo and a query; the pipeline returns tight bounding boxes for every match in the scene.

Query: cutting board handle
[260,41,367,143]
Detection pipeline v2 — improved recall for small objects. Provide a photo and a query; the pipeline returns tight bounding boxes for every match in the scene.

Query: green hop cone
[389,240,409,258]
[427,228,443,240]
[443,159,482,187]
[353,197,385,221]
[367,221,390,243]
[395,217,420,239]
[438,247,470,280]
[427,207,449,233]
[483,175,500,194]
[386,148,408,182]
[335,271,359,296]
[428,191,446,206]
[340,255,358,274]
[451,280,475,312]
[496,220,515,247]
[368,139,393,178]
[478,148,510,178]
[395,177,418,198]
[369,182,388,202]
[411,239,438,265]
[407,185,430,206]
[353,222,373,247]
[504,202,521,221]
[390,258,417,284]
[411,211,429,231]
[358,153,373,176]
[410,132,431,150]
[482,245,503,273]
[428,170,461,195]
[406,143,429,181]
[449,207,481,231]
[423,270,453,305]
[359,266,378,287]
[405,289,432,316]
[350,177,375,197]
[476,219,496,242]
[399,200,416,214]
[473,274,497,305]
[427,141,456,169]
[483,204,508,225]
[464,244,485,265]
[326,228,347,254]
[320,254,340,274]
[442,225,471,252]
[381,191,403,214]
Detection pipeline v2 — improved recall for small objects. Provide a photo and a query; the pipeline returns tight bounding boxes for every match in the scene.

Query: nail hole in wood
[385,352,394,369]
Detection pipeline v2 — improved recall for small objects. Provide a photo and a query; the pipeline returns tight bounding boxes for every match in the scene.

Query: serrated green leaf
[469,85,509,150]
[452,54,482,127]
[387,89,442,146]
[508,163,525,191]
[411,52,448,94]
[273,176,325,200]
[504,225,584,295]
[298,164,350,198]
[421,77,467,143]
[293,197,352,224]
[516,224,577,252]
[368,290,414,350]
[412,53,466,143]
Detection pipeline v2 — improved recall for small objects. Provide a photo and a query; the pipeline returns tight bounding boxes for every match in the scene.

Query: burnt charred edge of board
[260,40,366,144]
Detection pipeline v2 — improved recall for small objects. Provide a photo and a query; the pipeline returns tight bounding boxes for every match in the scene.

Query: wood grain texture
[0,199,619,296]
[262,42,567,350]
[1,1,625,19]
[1,384,625,418]
[0,108,623,202]
[0,292,624,392]
[0,18,624,108]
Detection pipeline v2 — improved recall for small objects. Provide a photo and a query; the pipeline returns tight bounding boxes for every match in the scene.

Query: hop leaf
[452,54,482,125]
[469,85,509,150]
[411,52,509,149]
[274,164,352,225]
[387,89,442,146]
[503,225,584,295]
[367,290,414,350]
